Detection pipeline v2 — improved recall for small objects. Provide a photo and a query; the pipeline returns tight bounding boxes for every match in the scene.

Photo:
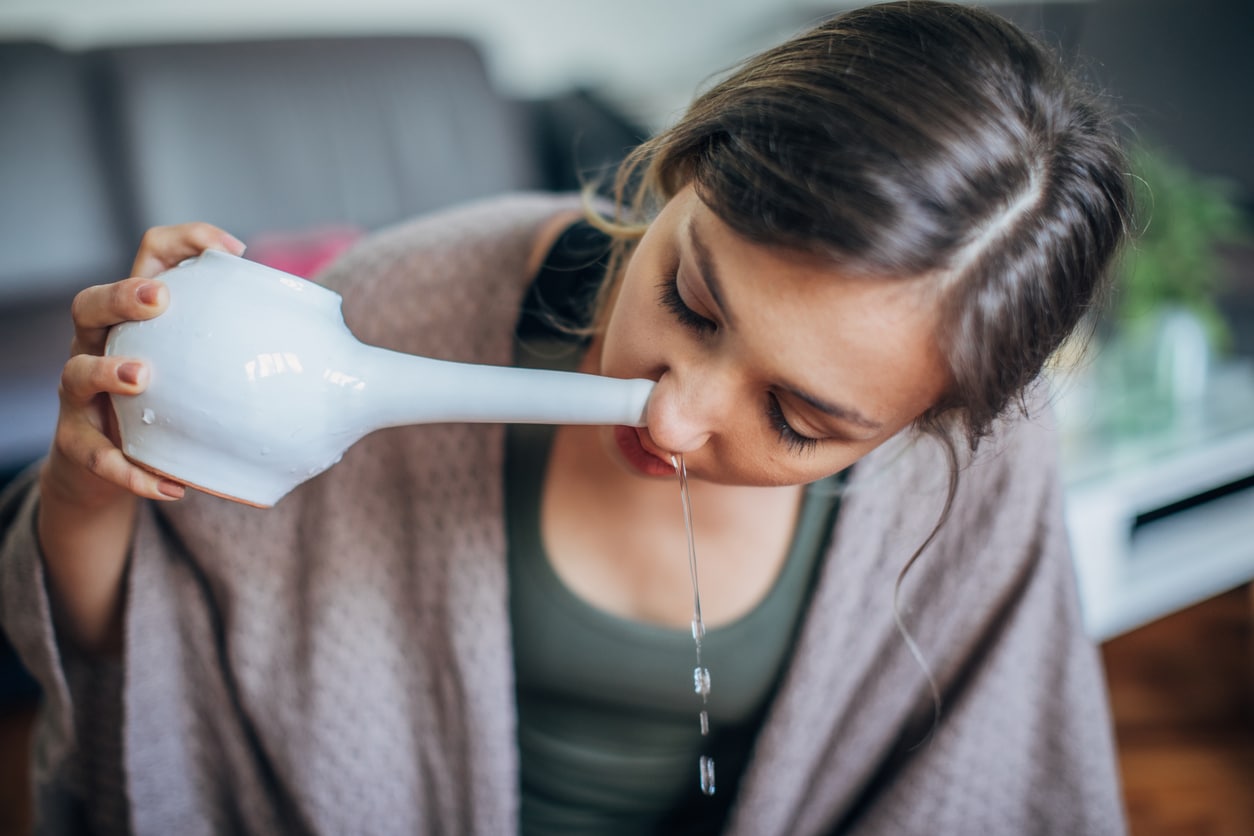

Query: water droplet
[693,667,710,697]
[675,451,715,795]
[259,446,271,456]
[141,408,155,425]
[699,756,716,796]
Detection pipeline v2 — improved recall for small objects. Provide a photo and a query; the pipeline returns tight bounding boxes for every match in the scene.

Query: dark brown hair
[595,0,1131,455]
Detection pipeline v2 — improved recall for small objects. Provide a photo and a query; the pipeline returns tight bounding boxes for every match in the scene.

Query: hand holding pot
[42,223,247,509]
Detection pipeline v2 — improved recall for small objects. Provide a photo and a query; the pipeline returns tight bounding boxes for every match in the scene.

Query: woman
[2,2,1130,833]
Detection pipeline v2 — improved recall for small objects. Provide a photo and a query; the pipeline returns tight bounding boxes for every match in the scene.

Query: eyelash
[658,273,820,455]
[767,394,820,455]
[658,273,716,334]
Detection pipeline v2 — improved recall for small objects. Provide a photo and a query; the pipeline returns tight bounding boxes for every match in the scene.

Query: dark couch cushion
[95,36,544,243]
[0,42,128,303]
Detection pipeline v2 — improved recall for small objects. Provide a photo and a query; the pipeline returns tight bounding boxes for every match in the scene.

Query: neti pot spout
[104,249,654,507]
[349,346,653,429]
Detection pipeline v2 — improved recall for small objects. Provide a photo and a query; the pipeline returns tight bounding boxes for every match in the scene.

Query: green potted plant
[1109,144,1247,410]
[1116,144,1246,349]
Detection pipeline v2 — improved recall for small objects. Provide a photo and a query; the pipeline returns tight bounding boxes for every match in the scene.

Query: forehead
[673,191,949,418]
[681,192,933,326]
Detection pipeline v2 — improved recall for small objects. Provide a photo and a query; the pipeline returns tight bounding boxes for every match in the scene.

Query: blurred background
[1,1,1251,833]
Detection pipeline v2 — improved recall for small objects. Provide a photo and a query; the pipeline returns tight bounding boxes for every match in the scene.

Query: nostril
[642,371,713,455]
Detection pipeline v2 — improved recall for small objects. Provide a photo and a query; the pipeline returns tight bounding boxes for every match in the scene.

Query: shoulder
[837,382,1074,644]
[315,192,588,356]
[518,214,614,340]
[322,192,589,298]
[856,381,1062,523]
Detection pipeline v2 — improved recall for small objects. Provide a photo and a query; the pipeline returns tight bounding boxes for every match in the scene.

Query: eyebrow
[687,217,737,329]
[687,216,884,433]
[783,385,884,431]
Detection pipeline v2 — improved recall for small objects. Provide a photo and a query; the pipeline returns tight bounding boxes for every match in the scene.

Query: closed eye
[767,393,821,455]
[658,274,716,334]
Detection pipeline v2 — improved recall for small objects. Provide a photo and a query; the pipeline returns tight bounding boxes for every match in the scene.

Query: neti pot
[105,250,654,507]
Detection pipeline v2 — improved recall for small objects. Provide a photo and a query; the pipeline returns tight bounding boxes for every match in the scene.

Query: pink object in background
[245,225,364,278]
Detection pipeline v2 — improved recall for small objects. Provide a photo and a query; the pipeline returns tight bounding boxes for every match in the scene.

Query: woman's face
[593,185,950,487]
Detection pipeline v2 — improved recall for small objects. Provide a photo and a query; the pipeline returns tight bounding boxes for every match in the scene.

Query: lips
[613,426,676,478]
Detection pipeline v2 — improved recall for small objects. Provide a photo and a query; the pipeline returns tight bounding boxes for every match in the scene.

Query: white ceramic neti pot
[105,250,654,507]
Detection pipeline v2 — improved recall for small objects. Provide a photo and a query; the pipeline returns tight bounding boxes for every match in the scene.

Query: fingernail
[158,480,185,499]
[137,282,160,306]
[224,233,247,255]
[118,362,143,385]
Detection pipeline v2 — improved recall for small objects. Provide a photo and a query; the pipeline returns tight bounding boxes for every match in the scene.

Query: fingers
[51,354,184,502]
[71,225,243,354]
[44,223,235,506]
[59,353,147,409]
[49,415,185,502]
[70,277,171,356]
[70,223,244,357]
[131,222,246,279]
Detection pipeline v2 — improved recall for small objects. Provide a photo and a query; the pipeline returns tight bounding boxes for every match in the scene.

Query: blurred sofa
[0,34,644,487]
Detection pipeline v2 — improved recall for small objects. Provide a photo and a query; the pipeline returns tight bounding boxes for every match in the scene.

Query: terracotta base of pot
[132,459,273,509]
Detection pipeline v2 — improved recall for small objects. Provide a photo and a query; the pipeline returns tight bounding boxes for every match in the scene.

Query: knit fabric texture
[0,193,1126,835]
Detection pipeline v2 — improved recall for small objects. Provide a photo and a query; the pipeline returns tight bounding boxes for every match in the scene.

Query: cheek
[694,446,860,488]
[599,272,670,374]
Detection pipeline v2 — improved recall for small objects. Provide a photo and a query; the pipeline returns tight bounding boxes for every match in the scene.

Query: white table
[1056,359,1254,641]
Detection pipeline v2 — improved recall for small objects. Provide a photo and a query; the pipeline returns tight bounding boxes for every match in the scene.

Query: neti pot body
[105,250,654,507]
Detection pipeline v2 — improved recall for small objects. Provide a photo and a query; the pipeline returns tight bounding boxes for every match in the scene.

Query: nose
[643,367,731,455]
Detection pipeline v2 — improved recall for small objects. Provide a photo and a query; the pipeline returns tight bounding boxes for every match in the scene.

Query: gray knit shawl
[1,193,1125,835]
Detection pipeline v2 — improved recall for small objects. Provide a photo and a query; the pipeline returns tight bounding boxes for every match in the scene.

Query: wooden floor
[1102,583,1254,835]
[0,697,35,836]
[0,585,1251,835]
